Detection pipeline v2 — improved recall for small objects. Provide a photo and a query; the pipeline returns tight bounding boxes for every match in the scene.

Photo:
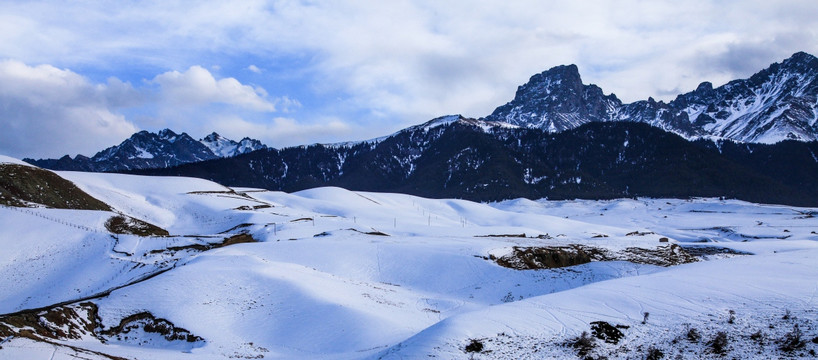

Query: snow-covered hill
[1,156,817,359]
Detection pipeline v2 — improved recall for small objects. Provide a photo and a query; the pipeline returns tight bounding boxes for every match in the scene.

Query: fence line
[0,204,101,233]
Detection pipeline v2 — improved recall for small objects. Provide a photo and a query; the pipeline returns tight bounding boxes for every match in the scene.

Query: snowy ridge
[322,115,517,149]
[401,115,518,135]
[0,155,33,166]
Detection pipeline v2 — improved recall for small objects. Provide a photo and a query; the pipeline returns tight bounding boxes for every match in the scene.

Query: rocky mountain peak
[781,51,818,70]
[202,132,223,142]
[486,64,621,132]
[695,81,713,93]
[157,129,180,142]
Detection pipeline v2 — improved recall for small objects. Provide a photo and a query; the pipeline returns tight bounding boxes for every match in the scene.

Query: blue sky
[1,0,817,159]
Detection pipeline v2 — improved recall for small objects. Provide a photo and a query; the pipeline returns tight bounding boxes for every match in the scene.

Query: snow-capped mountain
[200,132,267,158]
[486,64,622,133]
[26,130,266,172]
[487,51,818,143]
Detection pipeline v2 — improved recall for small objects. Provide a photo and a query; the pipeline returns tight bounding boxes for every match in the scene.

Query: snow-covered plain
[1,158,817,359]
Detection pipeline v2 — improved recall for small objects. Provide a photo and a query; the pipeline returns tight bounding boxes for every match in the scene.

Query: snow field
[1,166,817,359]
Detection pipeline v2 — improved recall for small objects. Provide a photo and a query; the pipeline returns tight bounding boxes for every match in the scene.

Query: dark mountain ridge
[134,119,818,206]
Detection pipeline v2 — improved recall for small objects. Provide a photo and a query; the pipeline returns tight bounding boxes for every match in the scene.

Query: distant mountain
[134,118,818,206]
[487,51,818,143]
[26,130,266,172]
[200,132,267,158]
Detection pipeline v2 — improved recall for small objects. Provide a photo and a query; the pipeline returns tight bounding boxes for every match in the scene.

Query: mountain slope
[0,157,110,210]
[134,119,818,206]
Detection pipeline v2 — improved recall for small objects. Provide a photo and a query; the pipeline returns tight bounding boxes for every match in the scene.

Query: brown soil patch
[493,244,699,270]
[106,215,169,236]
[0,164,110,210]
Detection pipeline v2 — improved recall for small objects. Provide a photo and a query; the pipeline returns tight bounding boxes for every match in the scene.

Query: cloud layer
[0,60,139,158]
[152,66,275,111]
[0,61,288,158]
[1,0,817,158]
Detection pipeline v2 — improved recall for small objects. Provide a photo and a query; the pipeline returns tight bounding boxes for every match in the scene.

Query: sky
[1,0,817,159]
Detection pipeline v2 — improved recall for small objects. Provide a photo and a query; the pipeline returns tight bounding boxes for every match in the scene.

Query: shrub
[646,346,664,360]
[590,321,625,344]
[465,339,484,353]
[571,331,596,357]
[779,324,805,352]
[708,331,729,355]
[686,327,701,343]
[749,330,764,345]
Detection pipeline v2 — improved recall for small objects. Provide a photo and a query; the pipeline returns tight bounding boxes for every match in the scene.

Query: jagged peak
[784,51,818,66]
[157,128,178,138]
[523,64,582,89]
[202,132,226,142]
[695,81,713,92]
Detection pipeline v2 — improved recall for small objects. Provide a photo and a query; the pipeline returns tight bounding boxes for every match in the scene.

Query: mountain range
[26,130,266,172]
[25,52,818,205]
[131,117,818,206]
[486,51,818,143]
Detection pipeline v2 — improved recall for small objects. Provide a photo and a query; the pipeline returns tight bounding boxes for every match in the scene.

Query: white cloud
[0,60,294,159]
[1,1,818,157]
[206,116,354,148]
[275,96,302,113]
[0,60,139,158]
[247,64,261,74]
[152,66,276,112]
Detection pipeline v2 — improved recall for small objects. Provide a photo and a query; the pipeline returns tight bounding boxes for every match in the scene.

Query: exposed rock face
[105,215,169,237]
[492,244,698,270]
[99,311,204,344]
[0,302,204,353]
[492,246,592,269]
